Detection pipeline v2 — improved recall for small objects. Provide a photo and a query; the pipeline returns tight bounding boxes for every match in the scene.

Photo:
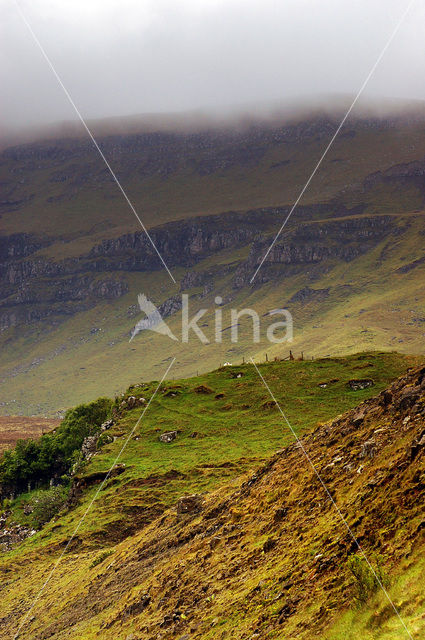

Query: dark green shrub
[96,432,113,448]
[0,397,112,497]
[30,485,69,528]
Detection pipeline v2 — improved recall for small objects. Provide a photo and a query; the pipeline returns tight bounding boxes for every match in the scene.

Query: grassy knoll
[2,351,419,553]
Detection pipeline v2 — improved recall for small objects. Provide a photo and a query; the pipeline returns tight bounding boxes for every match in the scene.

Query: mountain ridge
[1,113,425,414]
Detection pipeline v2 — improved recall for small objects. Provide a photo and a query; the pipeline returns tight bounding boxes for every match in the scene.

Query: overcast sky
[1,0,424,132]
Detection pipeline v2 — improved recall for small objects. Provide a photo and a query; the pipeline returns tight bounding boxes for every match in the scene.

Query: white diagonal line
[12,0,176,285]
[250,0,417,283]
[250,358,414,640]
[13,358,175,640]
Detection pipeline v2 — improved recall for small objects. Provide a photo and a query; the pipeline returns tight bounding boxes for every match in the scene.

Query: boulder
[81,435,98,459]
[159,431,177,443]
[410,431,425,461]
[120,396,146,411]
[360,438,377,459]
[209,535,222,549]
[126,395,146,409]
[318,378,339,388]
[126,396,137,409]
[100,419,114,431]
[379,390,393,406]
[164,389,180,397]
[397,386,420,412]
[347,378,374,391]
[352,409,366,426]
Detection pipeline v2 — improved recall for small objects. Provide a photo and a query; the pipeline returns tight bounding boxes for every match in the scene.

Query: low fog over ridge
[2,94,425,149]
[2,0,424,140]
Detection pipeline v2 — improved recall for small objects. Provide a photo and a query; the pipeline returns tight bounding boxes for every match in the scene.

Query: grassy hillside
[1,210,424,416]
[2,116,425,245]
[0,353,423,638]
[1,114,425,415]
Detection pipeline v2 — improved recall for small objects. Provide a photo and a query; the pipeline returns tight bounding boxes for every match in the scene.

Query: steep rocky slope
[1,356,425,639]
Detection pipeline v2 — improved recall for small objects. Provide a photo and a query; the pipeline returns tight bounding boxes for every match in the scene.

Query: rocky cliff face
[0,121,421,334]
[364,157,425,194]
[87,216,259,268]
[0,233,51,261]
[0,207,405,330]
[233,215,395,287]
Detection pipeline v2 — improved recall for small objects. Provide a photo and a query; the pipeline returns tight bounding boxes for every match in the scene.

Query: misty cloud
[1,0,424,133]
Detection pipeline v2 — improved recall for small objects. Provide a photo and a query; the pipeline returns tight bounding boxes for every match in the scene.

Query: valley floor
[0,416,59,454]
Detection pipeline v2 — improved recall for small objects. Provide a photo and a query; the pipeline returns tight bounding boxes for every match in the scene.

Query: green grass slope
[0,352,423,639]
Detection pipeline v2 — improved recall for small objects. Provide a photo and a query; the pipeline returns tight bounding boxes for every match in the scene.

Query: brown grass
[0,416,59,454]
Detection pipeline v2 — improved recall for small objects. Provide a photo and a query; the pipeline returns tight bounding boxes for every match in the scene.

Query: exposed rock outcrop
[233,215,395,288]
[159,431,178,443]
[0,186,408,330]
